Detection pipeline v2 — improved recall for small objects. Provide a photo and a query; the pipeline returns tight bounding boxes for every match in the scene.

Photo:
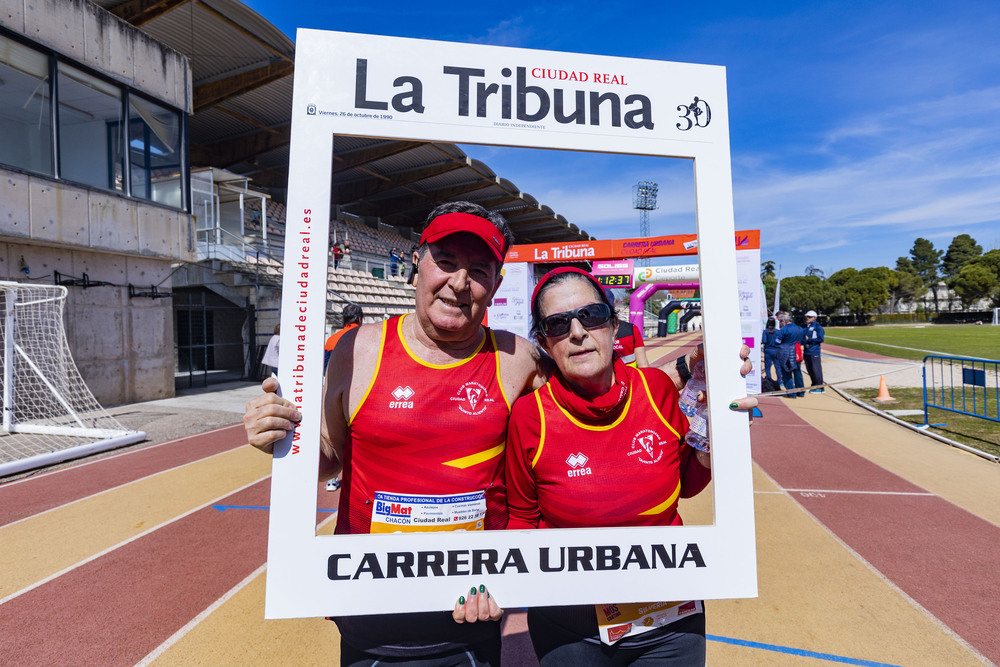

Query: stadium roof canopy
[93,0,594,243]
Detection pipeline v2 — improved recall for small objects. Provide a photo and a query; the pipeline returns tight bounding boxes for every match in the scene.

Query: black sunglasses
[538,302,613,337]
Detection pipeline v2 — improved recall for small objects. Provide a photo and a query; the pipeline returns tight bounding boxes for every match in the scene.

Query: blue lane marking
[708,635,901,666]
[212,504,337,513]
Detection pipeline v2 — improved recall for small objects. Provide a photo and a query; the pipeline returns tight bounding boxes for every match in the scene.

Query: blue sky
[244,0,1000,277]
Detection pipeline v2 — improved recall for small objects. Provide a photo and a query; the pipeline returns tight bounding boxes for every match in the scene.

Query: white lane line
[783,489,934,496]
[0,444,255,530]
[754,489,934,496]
[825,336,949,357]
[0,424,242,488]
[135,564,267,667]
[135,512,339,665]
[0,475,270,606]
[752,467,991,663]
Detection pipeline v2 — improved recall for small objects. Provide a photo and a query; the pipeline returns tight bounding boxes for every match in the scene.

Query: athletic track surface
[1,333,997,666]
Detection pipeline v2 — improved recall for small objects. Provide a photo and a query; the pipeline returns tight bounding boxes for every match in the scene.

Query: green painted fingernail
[729,402,738,409]
[479,584,486,593]
[471,587,477,595]
[487,592,491,599]
[459,596,465,605]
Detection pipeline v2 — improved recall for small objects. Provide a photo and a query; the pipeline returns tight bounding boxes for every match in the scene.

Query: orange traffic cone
[873,376,896,403]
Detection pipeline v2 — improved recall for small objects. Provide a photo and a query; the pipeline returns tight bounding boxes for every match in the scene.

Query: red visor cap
[530,266,605,312]
[419,212,508,263]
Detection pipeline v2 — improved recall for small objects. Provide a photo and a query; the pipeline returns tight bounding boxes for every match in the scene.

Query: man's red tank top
[337,315,511,535]
[517,367,687,529]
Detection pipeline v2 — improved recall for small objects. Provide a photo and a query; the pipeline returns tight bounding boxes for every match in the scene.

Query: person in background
[340,240,353,270]
[774,312,805,398]
[802,310,825,393]
[324,304,364,372]
[333,240,344,268]
[261,324,280,377]
[406,244,419,285]
[389,247,400,277]
[613,319,649,368]
[761,317,780,384]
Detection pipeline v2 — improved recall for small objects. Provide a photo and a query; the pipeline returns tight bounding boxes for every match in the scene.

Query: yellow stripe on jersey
[638,479,682,516]
[530,391,546,468]
[636,370,682,441]
[491,329,511,410]
[546,383,633,431]
[397,314,487,369]
[443,442,505,469]
[350,319,388,424]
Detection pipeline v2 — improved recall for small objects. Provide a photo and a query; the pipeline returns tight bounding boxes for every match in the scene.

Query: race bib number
[596,600,703,645]
[370,491,487,534]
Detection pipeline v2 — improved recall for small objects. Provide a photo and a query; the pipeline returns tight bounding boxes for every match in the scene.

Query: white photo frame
[266,28,756,619]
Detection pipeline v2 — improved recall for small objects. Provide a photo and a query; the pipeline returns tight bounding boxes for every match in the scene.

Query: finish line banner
[267,28,756,619]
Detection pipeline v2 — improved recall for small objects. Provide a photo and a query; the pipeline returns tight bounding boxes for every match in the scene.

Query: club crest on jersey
[389,385,415,408]
[566,452,592,478]
[451,381,494,415]
[628,429,664,464]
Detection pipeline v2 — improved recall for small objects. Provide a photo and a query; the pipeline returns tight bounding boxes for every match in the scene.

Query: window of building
[129,95,182,207]
[57,61,125,192]
[0,30,186,210]
[0,33,53,174]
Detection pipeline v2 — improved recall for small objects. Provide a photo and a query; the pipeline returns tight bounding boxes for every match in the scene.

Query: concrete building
[1,0,193,404]
[1,0,593,408]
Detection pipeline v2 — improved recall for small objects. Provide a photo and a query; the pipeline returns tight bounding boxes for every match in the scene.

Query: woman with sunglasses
[506,266,715,665]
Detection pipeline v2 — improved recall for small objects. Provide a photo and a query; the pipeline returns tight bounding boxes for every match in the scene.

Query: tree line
[761,234,1000,317]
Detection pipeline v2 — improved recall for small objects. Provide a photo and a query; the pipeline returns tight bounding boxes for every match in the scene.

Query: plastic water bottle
[677,361,710,452]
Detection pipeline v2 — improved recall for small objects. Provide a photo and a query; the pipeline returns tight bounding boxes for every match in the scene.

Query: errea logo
[389,385,414,409]
[566,452,592,478]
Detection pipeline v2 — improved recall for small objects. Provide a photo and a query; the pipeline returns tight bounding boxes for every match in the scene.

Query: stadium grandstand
[0,0,597,412]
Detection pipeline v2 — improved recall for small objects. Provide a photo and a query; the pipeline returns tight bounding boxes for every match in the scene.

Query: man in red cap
[244,201,546,666]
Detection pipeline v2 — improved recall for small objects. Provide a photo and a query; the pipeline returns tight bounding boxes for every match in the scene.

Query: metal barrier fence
[923,355,1000,426]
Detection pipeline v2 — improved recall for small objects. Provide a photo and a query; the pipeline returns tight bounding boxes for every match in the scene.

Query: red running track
[751,397,1000,664]
[0,425,248,527]
[0,429,542,665]
[3,384,996,664]
[0,434,336,666]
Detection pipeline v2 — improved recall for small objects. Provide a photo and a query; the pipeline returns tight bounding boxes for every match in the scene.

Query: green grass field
[825,324,1000,362]
[826,324,1000,458]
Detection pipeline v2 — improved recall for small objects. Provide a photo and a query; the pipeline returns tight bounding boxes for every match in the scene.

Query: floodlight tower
[632,180,658,265]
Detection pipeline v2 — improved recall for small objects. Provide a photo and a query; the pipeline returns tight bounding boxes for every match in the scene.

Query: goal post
[0,281,146,477]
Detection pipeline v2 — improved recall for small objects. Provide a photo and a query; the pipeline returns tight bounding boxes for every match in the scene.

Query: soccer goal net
[0,282,145,477]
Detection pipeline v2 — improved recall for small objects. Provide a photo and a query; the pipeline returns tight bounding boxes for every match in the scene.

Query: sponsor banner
[505,231,758,264]
[488,262,532,339]
[633,264,700,286]
[506,235,695,263]
[592,260,634,275]
[736,247,764,394]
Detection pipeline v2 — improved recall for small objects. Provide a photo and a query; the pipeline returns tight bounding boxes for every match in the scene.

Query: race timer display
[595,274,633,288]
